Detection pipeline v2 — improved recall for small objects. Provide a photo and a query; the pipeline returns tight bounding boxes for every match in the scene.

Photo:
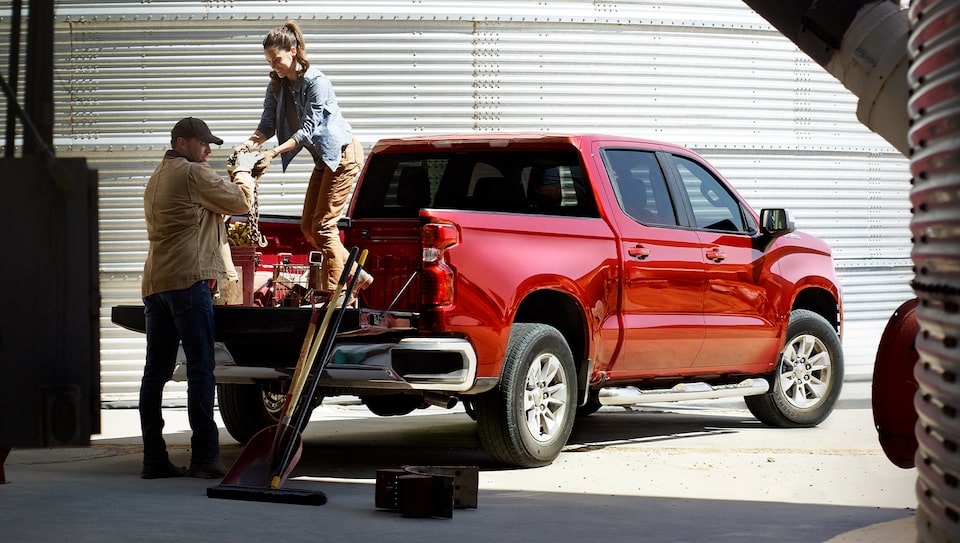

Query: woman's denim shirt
[256,66,353,172]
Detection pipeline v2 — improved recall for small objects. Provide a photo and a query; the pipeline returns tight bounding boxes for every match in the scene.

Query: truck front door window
[673,155,747,232]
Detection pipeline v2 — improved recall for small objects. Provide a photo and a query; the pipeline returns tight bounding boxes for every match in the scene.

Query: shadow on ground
[266,405,761,476]
[2,407,913,543]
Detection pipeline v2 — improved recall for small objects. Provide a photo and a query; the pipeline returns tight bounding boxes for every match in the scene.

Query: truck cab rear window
[352,151,599,218]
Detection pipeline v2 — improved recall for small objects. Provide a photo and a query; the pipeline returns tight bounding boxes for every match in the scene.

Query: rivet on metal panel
[374,468,406,510]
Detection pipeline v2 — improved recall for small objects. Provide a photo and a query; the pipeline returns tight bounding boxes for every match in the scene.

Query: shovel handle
[277,309,321,424]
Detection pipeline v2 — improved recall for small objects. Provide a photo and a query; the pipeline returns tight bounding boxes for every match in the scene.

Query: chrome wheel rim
[523,352,569,443]
[777,333,833,409]
[261,389,286,418]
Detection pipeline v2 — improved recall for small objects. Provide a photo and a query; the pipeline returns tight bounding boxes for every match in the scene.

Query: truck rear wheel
[217,383,285,443]
[745,309,843,427]
[474,323,577,467]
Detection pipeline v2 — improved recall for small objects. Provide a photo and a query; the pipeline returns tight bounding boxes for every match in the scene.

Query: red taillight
[421,222,459,306]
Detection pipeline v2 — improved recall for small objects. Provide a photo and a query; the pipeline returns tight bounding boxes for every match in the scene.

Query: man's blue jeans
[139,280,219,466]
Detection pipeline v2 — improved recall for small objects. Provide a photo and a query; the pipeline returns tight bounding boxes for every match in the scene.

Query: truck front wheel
[745,309,843,427]
[474,323,577,467]
[217,383,285,443]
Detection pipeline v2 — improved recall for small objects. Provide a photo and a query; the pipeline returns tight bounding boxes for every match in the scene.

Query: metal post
[24,0,54,156]
[907,0,960,541]
[5,0,22,157]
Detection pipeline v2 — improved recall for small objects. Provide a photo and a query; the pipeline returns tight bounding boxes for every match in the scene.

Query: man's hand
[232,150,263,173]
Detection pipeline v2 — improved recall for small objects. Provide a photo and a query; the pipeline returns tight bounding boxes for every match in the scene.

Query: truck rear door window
[602,149,680,227]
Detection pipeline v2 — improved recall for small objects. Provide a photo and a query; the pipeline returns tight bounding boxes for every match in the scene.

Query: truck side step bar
[598,378,770,406]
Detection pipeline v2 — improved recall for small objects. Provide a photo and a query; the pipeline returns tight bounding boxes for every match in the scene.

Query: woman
[240,20,372,297]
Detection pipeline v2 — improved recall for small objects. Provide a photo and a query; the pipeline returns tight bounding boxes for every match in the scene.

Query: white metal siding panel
[0,1,911,400]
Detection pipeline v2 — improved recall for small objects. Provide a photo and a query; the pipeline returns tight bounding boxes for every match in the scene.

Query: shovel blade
[221,425,302,488]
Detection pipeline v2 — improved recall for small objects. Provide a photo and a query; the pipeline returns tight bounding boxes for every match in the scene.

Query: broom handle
[277,308,320,425]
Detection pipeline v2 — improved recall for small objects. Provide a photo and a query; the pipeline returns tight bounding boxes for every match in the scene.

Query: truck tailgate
[346,218,422,311]
[111,305,360,367]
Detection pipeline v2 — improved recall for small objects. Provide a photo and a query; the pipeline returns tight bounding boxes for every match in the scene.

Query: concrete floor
[1,381,918,542]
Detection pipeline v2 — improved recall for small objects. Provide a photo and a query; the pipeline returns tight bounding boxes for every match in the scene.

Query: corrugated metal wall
[1,1,912,401]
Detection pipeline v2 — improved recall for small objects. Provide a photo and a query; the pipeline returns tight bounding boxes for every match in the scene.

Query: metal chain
[228,148,269,248]
[247,174,268,248]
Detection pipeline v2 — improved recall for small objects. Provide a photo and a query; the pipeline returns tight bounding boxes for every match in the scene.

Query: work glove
[232,150,262,173]
[251,148,276,178]
[233,141,256,154]
[260,148,277,164]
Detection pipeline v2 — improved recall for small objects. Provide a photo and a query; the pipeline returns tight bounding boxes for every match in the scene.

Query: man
[139,117,263,479]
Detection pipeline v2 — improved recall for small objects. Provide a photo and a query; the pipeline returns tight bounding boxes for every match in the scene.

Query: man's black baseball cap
[171,117,224,145]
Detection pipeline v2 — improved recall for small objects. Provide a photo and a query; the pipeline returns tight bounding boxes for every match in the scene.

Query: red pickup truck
[113,133,844,468]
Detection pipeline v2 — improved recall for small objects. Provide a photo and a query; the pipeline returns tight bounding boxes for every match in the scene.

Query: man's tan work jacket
[142,150,255,298]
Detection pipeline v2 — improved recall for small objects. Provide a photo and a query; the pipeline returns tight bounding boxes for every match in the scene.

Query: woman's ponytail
[285,21,310,71]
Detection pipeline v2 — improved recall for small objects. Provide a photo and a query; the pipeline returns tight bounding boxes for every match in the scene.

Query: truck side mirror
[760,208,795,235]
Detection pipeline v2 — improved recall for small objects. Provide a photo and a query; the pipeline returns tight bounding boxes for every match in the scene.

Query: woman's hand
[236,132,268,152]
[233,141,256,154]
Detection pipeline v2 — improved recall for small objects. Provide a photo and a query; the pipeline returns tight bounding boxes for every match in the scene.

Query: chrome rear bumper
[173,337,479,393]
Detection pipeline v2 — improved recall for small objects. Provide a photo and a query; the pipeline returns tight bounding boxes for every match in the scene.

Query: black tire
[217,383,285,443]
[474,323,577,467]
[745,309,844,427]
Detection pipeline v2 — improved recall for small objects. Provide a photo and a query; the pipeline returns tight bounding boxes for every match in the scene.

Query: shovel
[216,294,329,488]
[209,248,366,504]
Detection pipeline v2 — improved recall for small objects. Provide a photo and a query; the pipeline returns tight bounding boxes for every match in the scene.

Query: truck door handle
[628,245,651,259]
[706,248,726,262]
